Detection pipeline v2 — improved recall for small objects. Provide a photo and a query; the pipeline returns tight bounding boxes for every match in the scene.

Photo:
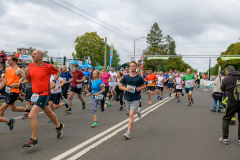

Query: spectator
[211,70,224,112]
[0,50,8,68]
[219,66,240,145]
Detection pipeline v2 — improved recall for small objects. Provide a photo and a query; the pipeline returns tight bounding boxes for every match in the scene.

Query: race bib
[95,94,103,100]
[148,81,152,84]
[84,80,87,83]
[187,82,193,86]
[62,78,66,81]
[169,76,173,79]
[127,85,136,93]
[30,93,39,102]
[5,86,10,94]
[115,82,120,86]
[77,83,82,88]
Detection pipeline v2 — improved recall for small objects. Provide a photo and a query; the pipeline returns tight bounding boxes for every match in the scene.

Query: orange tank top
[6,66,20,93]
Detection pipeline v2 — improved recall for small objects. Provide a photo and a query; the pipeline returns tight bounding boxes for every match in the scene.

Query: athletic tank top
[6,66,20,93]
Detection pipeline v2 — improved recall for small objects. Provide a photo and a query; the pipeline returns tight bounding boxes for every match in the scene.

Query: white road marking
[51,95,175,160]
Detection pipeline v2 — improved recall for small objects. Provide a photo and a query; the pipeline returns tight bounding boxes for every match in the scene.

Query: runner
[174,71,183,103]
[113,71,124,111]
[60,66,72,100]
[145,68,157,104]
[87,70,108,128]
[108,67,117,100]
[164,71,168,92]
[22,50,64,149]
[101,66,112,107]
[49,73,69,122]
[64,63,86,113]
[182,69,196,106]
[0,55,29,130]
[83,67,91,96]
[123,66,130,76]
[119,61,146,139]
[156,71,166,100]
[167,69,176,97]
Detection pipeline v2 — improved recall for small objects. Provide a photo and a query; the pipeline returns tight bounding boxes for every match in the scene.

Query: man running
[123,66,130,76]
[145,68,157,104]
[174,71,183,103]
[156,71,166,100]
[164,71,168,92]
[0,55,29,130]
[167,69,175,97]
[182,69,196,106]
[108,67,117,100]
[83,68,91,96]
[119,61,146,139]
[64,63,86,113]
[22,50,64,148]
[60,66,72,100]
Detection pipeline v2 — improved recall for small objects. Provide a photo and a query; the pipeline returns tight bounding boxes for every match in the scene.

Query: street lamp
[134,37,145,61]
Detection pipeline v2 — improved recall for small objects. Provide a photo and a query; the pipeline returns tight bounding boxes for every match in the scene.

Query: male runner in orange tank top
[0,55,29,130]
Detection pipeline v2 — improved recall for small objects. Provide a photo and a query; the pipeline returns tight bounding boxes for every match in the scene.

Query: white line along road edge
[51,94,175,160]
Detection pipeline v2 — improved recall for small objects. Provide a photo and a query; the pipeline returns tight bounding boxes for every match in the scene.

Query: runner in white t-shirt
[156,71,166,100]
[48,74,69,122]
[108,67,117,100]
[174,71,183,103]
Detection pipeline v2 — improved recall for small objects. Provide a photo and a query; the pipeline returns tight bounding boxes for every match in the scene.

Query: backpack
[232,76,240,102]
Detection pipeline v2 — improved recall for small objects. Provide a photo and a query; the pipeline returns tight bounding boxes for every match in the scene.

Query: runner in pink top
[101,66,112,107]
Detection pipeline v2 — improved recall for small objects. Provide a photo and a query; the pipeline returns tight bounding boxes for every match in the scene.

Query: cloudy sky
[1,0,240,72]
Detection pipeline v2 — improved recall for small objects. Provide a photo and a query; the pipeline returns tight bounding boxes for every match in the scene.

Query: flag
[141,55,144,71]
[110,44,114,67]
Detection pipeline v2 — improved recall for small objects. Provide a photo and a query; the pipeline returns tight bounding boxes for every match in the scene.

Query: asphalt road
[0,88,240,160]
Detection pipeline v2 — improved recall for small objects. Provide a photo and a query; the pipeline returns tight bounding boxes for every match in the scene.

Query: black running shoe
[56,123,64,138]
[188,102,191,106]
[82,102,86,110]
[191,98,194,104]
[22,138,38,149]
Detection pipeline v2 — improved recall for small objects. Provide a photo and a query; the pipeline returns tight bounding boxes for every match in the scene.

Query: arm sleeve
[220,78,227,92]
[120,76,126,85]
[140,77,145,85]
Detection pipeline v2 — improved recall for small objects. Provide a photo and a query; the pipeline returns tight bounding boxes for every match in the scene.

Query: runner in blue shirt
[60,66,72,100]
[83,68,91,95]
[164,71,168,92]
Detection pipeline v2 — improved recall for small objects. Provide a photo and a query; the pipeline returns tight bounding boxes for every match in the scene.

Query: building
[17,47,30,55]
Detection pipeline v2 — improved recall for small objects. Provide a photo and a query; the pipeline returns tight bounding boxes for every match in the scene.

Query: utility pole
[209,58,211,80]
[134,40,135,61]
[104,37,107,66]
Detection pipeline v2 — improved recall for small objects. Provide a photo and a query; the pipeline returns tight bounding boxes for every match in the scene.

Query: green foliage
[146,22,165,49]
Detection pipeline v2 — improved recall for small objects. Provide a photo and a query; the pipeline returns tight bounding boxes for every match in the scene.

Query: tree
[73,32,105,67]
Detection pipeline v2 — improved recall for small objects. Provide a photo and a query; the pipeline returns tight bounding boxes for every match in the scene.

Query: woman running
[101,66,112,107]
[87,70,109,128]
[113,71,124,111]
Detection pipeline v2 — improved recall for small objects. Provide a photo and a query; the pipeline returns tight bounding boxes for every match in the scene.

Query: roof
[17,47,29,50]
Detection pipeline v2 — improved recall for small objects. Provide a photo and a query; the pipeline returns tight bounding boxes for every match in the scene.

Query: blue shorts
[35,95,50,109]
[185,87,193,94]
[168,83,174,88]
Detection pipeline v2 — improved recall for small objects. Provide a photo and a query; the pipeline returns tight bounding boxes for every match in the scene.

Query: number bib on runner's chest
[30,93,39,102]
[5,86,11,94]
[115,82,120,86]
[62,78,66,81]
[77,83,82,88]
[84,80,87,83]
[95,94,103,100]
[127,85,136,93]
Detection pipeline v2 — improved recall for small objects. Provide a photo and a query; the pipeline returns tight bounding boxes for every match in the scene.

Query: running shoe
[105,101,111,107]
[177,100,180,103]
[18,94,24,102]
[182,93,184,96]
[191,98,194,104]
[48,120,52,123]
[139,101,142,107]
[188,102,191,106]
[153,92,155,95]
[56,123,64,138]
[160,97,162,100]
[218,110,221,113]
[219,137,228,145]
[137,108,141,118]
[82,102,86,110]
[21,114,28,120]
[123,131,130,139]
[119,107,123,111]
[64,99,69,108]
[83,92,87,96]
[148,101,151,104]
[210,109,216,112]
[91,122,99,128]
[109,95,112,100]
[22,138,38,149]
[169,94,171,97]
[229,120,235,125]
[7,118,15,130]
[157,96,160,99]
[64,108,72,113]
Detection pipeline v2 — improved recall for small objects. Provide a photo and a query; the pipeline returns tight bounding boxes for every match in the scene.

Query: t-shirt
[101,72,111,87]
[157,76,164,87]
[72,70,84,87]
[175,77,183,89]
[120,74,145,102]
[145,74,157,86]
[50,74,63,94]
[60,72,72,86]
[168,73,175,83]
[182,74,195,88]
[29,62,58,96]
[83,71,91,81]
[164,74,168,80]
[91,79,104,99]
[109,71,117,86]
[25,82,32,91]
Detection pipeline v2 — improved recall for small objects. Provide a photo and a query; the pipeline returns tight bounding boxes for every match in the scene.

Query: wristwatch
[53,80,56,83]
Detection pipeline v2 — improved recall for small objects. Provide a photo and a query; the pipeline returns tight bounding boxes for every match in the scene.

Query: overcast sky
[1,0,240,72]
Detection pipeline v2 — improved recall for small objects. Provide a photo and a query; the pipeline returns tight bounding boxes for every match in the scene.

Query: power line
[49,0,147,47]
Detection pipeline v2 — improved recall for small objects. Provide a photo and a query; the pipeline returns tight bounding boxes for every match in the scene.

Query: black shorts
[5,92,19,105]
[147,86,155,92]
[164,81,168,86]
[156,86,163,91]
[175,89,182,93]
[49,93,61,105]
[70,86,82,95]
[0,86,5,95]
[84,81,89,85]
[104,86,109,97]
[25,90,33,101]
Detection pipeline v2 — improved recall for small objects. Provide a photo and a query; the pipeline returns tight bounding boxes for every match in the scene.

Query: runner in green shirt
[182,69,196,106]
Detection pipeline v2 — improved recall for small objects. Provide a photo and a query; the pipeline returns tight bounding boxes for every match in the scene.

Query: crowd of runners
[0,50,200,148]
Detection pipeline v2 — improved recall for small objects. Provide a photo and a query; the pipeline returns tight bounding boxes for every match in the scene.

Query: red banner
[141,55,144,71]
